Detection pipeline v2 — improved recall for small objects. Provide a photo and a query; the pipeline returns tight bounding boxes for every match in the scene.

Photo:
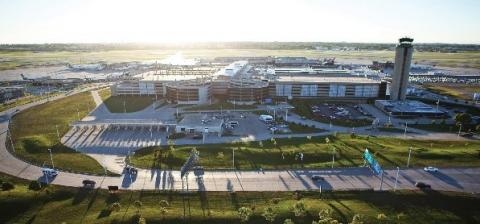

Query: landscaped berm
[131,134,480,170]
[9,92,104,174]
[0,173,479,224]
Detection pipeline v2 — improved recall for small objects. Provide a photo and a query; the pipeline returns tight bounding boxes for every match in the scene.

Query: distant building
[0,86,25,103]
[390,37,414,101]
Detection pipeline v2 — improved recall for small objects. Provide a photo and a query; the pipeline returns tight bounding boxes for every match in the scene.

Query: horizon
[1,0,479,45]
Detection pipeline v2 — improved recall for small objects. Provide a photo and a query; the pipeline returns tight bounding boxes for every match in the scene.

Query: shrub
[28,180,42,191]
[271,198,280,204]
[1,182,14,191]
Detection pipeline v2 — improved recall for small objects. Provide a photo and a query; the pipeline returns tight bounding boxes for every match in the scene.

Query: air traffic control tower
[390,37,413,101]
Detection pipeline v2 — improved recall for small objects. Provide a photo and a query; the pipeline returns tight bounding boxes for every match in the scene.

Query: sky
[0,0,479,44]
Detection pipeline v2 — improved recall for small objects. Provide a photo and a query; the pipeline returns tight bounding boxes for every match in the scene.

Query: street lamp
[331,147,335,168]
[232,148,235,170]
[403,122,408,139]
[407,147,412,168]
[458,123,462,138]
[48,148,55,169]
[394,167,400,191]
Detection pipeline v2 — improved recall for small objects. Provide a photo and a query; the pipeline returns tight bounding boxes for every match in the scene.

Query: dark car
[82,179,96,188]
[460,132,474,137]
[415,182,431,189]
[192,134,202,139]
[311,175,325,181]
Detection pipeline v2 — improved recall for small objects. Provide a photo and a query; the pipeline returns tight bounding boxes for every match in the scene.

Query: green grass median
[131,134,480,170]
[9,92,104,174]
[103,95,155,113]
[0,173,479,224]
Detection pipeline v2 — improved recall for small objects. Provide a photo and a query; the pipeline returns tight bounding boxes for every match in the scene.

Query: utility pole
[394,167,400,191]
[123,100,126,113]
[48,148,55,169]
[407,147,412,168]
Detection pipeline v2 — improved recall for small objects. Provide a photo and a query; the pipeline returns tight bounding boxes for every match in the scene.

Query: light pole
[56,125,60,141]
[285,109,288,122]
[394,167,400,191]
[407,147,412,168]
[403,122,408,139]
[232,148,235,170]
[48,148,55,169]
[458,123,462,137]
[379,171,385,191]
[76,107,80,121]
[123,100,126,113]
[388,112,392,125]
[8,129,15,153]
[331,147,335,168]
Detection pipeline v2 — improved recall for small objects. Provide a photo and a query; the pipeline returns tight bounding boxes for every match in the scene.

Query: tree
[283,218,294,224]
[454,113,471,126]
[237,207,253,223]
[137,216,147,224]
[28,180,42,191]
[159,199,169,207]
[262,206,277,223]
[109,202,122,212]
[292,201,307,217]
[350,214,364,224]
[377,213,388,223]
[217,152,225,160]
[315,208,339,224]
[134,200,143,213]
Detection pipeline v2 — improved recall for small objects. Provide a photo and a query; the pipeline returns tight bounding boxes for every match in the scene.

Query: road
[1,86,479,193]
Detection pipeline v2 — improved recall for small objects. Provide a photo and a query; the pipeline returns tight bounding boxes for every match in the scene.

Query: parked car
[415,182,431,189]
[311,175,325,181]
[192,134,202,139]
[82,179,96,188]
[460,132,474,137]
[423,166,439,172]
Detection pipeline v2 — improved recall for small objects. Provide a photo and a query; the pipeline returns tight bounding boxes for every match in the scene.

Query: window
[355,85,379,97]
[276,84,292,96]
[300,84,317,96]
[329,84,345,97]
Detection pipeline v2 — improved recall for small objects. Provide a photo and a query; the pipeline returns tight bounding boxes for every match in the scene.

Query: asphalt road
[0,87,479,192]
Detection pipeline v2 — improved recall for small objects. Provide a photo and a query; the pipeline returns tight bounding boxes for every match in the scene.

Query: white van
[259,115,273,123]
[42,168,58,177]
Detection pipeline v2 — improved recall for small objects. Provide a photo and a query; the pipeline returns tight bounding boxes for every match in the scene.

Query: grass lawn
[131,134,480,170]
[98,87,112,101]
[103,95,155,113]
[184,102,258,111]
[1,173,479,224]
[424,84,480,101]
[9,92,105,174]
[289,100,372,127]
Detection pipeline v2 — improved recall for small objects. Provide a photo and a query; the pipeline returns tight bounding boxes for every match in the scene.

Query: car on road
[42,168,58,177]
[124,165,138,174]
[82,179,96,188]
[460,132,474,137]
[228,121,239,127]
[415,182,431,189]
[192,134,202,139]
[311,175,325,181]
[269,126,278,132]
[424,166,439,172]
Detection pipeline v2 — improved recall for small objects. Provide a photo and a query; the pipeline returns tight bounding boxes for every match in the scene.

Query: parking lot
[310,103,371,120]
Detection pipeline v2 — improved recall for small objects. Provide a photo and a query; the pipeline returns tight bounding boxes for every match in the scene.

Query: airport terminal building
[111,60,387,104]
